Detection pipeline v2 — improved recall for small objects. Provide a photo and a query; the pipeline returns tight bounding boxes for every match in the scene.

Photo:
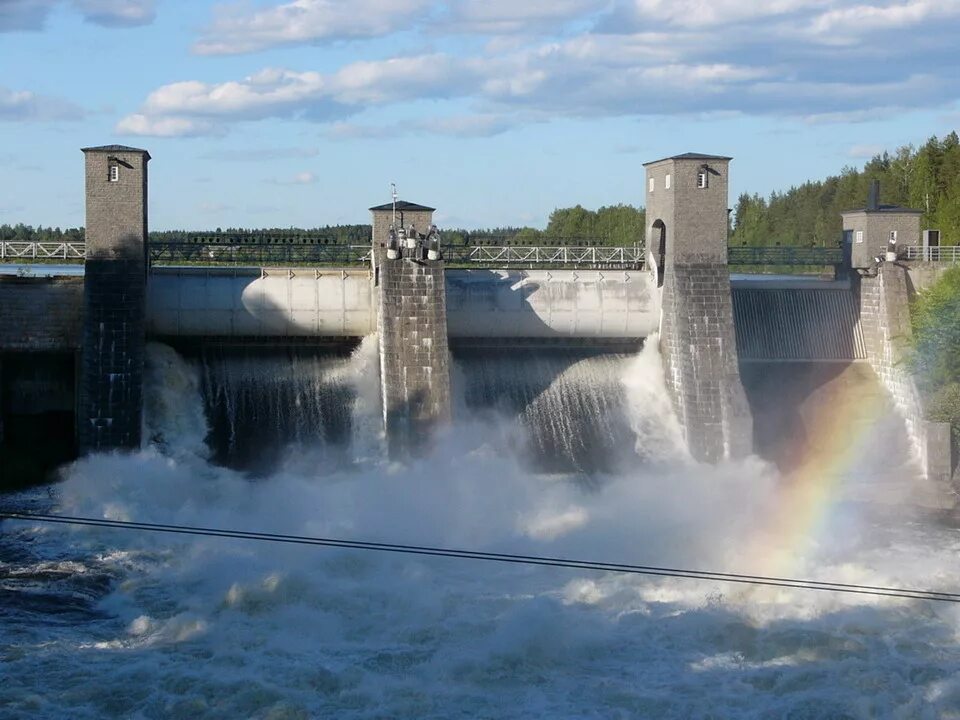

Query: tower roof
[82,145,151,160]
[643,152,732,166]
[369,200,435,212]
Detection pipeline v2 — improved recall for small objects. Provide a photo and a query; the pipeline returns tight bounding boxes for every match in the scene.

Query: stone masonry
[376,257,451,456]
[77,145,150,453]
[644,153,752,462]
[0,277,84,351]
[858,263,953,484]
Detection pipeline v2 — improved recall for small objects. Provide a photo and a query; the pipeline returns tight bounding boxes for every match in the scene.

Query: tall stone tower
[78,145,150,452]
[369,199,451,456]
[644,153,752,462]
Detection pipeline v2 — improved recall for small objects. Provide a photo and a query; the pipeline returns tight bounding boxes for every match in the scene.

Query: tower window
[648,177,655,193]
[855,230,864,244]
[697,171,708,189]
[665,174,671,190]
[109,164,120,182]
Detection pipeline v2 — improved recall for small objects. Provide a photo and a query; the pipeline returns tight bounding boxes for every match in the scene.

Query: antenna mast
[391,182,398,227]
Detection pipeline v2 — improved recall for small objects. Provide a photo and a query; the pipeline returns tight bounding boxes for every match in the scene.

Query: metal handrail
[148,242,372,266]
[443,245,645,267]
[0,241,86,260]
[902,245,960,262]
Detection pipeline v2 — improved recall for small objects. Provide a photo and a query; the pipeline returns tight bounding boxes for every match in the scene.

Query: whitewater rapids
[2,339,960,718]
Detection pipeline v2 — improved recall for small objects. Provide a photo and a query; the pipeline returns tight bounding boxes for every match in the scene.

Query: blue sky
[1,0,958,231]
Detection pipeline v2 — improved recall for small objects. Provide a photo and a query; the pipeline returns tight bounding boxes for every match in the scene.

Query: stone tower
[644,153,752,462]
[78,145,150,452]
[369,200,451,456]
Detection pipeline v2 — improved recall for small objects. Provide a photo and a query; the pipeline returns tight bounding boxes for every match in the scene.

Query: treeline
[150,225,372,244]
[732,132,960,248]
[0,224,84,243]
[445,204,645,246]
[3,204,646,247]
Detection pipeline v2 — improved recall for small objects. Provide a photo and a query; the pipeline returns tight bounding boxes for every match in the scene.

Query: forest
[731,132,960,248]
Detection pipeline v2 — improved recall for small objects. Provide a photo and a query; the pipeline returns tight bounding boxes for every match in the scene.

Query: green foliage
[925,383,960,447]
[730,132,960,248]
[439,204,645,246]
[909,265,960,393]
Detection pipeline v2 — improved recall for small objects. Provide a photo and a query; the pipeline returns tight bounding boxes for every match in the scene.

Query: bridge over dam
[0,146,955,488]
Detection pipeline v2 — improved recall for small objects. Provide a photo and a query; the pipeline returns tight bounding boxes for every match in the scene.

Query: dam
[0,146,955,484]
[3,149,960,719]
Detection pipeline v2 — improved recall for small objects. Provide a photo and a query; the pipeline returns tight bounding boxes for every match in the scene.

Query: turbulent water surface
[2,340,960,719]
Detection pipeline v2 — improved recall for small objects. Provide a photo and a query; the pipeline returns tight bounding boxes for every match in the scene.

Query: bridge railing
[148,242,372,266]
[1,241,86,261]
[727,246,844,266]
[444,245,645,267]
[902,245,960,263]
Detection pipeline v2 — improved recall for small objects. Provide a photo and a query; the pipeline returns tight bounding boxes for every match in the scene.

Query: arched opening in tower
[652,219,666,287]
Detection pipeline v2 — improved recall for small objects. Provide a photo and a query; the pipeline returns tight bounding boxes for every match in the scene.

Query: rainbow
[747,366,890,579]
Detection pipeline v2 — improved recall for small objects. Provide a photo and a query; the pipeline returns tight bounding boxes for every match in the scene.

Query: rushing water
[2,340,960,718]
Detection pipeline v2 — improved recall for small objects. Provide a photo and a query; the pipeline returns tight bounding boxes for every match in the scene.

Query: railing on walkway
[902,245,960,263]
[444,245,645,267]
[1,241,86,261]
[148,242,372,266]
[727,246,844,266]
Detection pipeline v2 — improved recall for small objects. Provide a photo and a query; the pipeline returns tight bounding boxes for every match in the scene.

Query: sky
[0,0,958,231]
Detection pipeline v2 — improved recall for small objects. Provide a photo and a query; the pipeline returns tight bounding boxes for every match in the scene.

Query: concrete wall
[147,267,375,338]
[0,276,84,351]
[858,263,953,484]
[145,268,659,339]
[445,269,658,339]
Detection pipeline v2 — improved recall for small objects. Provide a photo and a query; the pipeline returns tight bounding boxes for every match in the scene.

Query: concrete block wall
[0,277,84,351]
[858,263,953,483]
[377,258,451,455]
[660,264,752,462]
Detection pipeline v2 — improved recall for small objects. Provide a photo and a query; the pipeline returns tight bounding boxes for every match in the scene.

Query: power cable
[1,511,958,603]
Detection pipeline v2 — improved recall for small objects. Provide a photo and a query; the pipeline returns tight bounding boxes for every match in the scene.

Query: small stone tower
[644,153,752,462]
[370,200,451,456]
[78,145,150,452]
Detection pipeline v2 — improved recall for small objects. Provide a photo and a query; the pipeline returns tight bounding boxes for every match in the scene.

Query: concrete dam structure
[0,146,954,482]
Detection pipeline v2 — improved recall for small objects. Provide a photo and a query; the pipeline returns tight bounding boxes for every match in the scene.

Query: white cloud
[0,86,83,121]
[848,143,884,158]
[267,171,318,185]
[194,0,432,55]
[606,0,833,29]
[119,1,960,136]
[0,0,155,31]
[73,0,155,27]
[116,114,219,137]
[0,0,56,31]
[440,0,605,33]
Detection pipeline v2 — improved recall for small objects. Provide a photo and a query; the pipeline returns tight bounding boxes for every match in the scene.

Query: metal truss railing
[902,245,960,263]
[0,241,86,261]
[148,242,372,266]
[444,245,645,267]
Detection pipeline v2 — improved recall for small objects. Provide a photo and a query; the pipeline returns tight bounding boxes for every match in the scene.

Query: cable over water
[3,511,958,604]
